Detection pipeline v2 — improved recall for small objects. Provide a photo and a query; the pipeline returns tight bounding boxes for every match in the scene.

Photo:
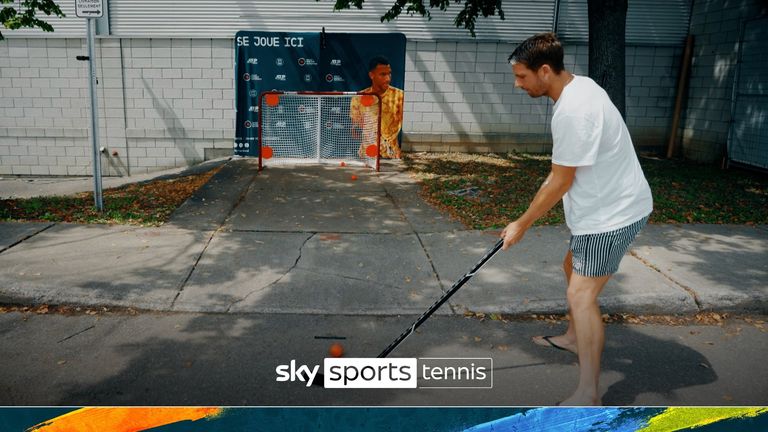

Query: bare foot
[532,335,578,354]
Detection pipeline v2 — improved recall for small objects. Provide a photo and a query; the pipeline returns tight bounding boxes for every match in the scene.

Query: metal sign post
[76,0,104,210]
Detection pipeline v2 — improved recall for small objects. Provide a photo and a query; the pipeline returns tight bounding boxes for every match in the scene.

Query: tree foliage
[320,0,504,37]
[322,0,628,117]
[0,0,65,41]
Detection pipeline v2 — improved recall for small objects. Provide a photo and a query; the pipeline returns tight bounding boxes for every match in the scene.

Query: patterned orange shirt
[350,86,405,158]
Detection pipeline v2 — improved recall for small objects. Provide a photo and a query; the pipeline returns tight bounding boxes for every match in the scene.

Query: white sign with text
[75,0,103,18]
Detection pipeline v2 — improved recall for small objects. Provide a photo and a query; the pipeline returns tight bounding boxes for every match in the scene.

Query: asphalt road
[1,310,765,406]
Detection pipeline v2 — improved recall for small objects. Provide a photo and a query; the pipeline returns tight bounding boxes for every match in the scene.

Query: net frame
[258,91,382,171]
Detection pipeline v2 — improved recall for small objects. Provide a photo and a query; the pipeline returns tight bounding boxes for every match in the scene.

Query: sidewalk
[0,158,766,315]
[0,157,229,200]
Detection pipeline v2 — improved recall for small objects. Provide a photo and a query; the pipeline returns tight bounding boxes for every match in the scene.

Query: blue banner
[234,31,406,157]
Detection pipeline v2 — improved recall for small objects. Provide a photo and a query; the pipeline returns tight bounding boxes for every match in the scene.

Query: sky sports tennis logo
[276,358,492,388]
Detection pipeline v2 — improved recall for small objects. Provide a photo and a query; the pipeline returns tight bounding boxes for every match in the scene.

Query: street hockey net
[258,91,382,170]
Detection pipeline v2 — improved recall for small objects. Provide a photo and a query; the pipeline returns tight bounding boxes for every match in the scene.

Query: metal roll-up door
[108,0,555,42]
[727,17,768,170]
[556,0,690,45]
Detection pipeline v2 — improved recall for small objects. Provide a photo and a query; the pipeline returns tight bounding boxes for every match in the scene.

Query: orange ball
[340,161,346,167]
[365,144,378,158]
[329,343,344,358]
[351,175,358,181]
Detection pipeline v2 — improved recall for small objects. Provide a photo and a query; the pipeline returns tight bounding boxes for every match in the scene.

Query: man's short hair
[508,32,565,73]
[368,55,390,72]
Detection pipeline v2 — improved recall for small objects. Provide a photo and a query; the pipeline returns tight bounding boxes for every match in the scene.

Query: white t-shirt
[551,75,653,235]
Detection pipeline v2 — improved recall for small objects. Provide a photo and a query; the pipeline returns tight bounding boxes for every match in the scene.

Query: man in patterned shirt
[350,56,405,158]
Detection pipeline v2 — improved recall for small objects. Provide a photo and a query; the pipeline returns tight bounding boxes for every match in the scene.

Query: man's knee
[566,275,610,306]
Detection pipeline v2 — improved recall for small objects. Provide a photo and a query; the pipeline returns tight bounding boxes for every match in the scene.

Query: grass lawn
[402,152,768,229]
[0,166,221,226]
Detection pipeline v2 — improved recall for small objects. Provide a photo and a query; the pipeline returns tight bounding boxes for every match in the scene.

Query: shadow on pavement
[36,314,720,407]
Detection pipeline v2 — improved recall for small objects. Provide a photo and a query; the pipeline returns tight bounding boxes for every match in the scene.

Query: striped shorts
[569,215,650,277]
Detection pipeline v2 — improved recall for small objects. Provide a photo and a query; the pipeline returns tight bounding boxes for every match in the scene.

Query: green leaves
[1,0,65,41]
[318,0,504,37]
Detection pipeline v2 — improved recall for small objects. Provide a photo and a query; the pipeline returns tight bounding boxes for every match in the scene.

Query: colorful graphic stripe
[465,407,768,432]
[26,407,222,432]
[4,407,766,431]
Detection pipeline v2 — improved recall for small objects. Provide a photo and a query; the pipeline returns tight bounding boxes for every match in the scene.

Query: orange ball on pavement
[329,343,344,358]
[351,175,357,181]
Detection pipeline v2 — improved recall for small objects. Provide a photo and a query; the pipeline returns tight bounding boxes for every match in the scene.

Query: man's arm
[500,163,576,250]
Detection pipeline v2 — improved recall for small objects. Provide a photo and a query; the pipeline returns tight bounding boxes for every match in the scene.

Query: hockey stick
[311,238,503,387]
[376,238,504,358]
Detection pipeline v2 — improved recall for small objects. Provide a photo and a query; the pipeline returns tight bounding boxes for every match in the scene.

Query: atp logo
[298,58,318,66]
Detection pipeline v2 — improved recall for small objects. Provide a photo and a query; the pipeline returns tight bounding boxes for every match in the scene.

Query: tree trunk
[588,0,627,118]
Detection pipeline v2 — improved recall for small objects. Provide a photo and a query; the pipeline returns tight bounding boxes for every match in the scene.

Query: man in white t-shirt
[501,32,653,406]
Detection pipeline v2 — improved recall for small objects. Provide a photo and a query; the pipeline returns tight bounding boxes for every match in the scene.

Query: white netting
[259,92,381,169]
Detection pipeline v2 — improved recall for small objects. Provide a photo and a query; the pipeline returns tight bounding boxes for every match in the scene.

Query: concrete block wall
[682,0,767,162]
[120,38,234,174]
[625,45,683,147]
[402,40,553,154]
[1,36,680,176]
[0,38,91,175]
[402,41,681,153]
[0,37,234,176]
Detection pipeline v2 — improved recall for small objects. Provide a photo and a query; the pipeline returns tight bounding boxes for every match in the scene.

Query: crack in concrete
[629,249,703,310]
[302,268,416,292]
[0,223,55,255]
[220,163,260,227]
[169,227,220,311]
[57,324,96,344]
[170,163,259,311]
[383,188,454,315]
[225,233,316,312]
